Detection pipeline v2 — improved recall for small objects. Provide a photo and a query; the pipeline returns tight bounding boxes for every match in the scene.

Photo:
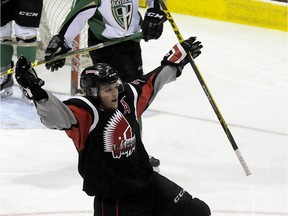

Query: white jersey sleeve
[64,7,96,47]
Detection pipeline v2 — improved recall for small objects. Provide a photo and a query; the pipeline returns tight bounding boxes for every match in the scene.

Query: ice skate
[149,155,160,172]
[0,74,14,98]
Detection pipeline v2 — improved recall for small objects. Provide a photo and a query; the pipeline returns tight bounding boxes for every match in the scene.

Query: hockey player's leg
[0,72,14,98]
[94,197,118,216]
[14,0,42,62]
[152,173,211,216]
[0,60,14,98]
[14,24,38,62]
[177,196,211,216]
[0,22,14,98]
[93,194,153,216]
[14,24,38,102]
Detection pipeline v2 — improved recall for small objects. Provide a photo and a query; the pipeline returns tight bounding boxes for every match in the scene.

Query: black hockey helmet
[80,63,123,97]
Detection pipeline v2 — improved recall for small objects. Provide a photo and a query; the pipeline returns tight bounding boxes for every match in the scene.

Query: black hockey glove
[45,34,71,72]
[15,56,48,101]
[141,8,167,42]
[162,37,203,66]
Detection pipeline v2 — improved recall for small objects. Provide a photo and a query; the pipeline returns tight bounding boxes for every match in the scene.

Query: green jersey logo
[111,0,133,31]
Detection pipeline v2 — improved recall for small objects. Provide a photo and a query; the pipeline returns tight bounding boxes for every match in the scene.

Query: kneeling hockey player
[15,37,211,216]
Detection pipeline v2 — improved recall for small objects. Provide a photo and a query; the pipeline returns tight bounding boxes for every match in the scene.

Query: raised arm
[15,56,77,130]
[133,37,203,116]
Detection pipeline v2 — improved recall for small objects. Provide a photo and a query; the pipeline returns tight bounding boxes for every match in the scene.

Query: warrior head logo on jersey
[111,0,133,31]
[104,110,136,159]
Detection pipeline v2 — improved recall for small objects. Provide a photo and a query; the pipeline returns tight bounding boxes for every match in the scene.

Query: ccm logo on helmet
[19,11,39,17]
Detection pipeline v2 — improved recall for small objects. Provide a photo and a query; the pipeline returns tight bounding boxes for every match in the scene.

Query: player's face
[98,82,119,109]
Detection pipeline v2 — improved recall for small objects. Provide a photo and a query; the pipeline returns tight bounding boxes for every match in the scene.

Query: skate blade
[153,166,160,173]
[0,88,13,98]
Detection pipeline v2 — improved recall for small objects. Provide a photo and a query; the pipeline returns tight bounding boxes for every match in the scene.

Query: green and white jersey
[59,0,155,46]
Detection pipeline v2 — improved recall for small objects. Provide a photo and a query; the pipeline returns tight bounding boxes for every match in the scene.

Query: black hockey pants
[88,29,143,83]
[93,172,211,216]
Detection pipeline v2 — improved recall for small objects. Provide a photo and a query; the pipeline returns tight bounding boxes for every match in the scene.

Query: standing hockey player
[44,0,167,170]
[0,0,43,98]
[15,37,211,216]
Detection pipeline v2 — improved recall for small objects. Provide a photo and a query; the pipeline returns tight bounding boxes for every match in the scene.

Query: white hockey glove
[15,56,48,101]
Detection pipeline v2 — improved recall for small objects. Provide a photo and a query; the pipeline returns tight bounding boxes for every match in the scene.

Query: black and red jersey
[35,64,181,197]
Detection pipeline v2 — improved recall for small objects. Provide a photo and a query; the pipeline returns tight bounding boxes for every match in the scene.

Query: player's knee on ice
[181,197,211,216]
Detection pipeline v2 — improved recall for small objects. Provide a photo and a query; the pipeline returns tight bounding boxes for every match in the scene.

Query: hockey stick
[2,32,143,76]
[159,0,251,176]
